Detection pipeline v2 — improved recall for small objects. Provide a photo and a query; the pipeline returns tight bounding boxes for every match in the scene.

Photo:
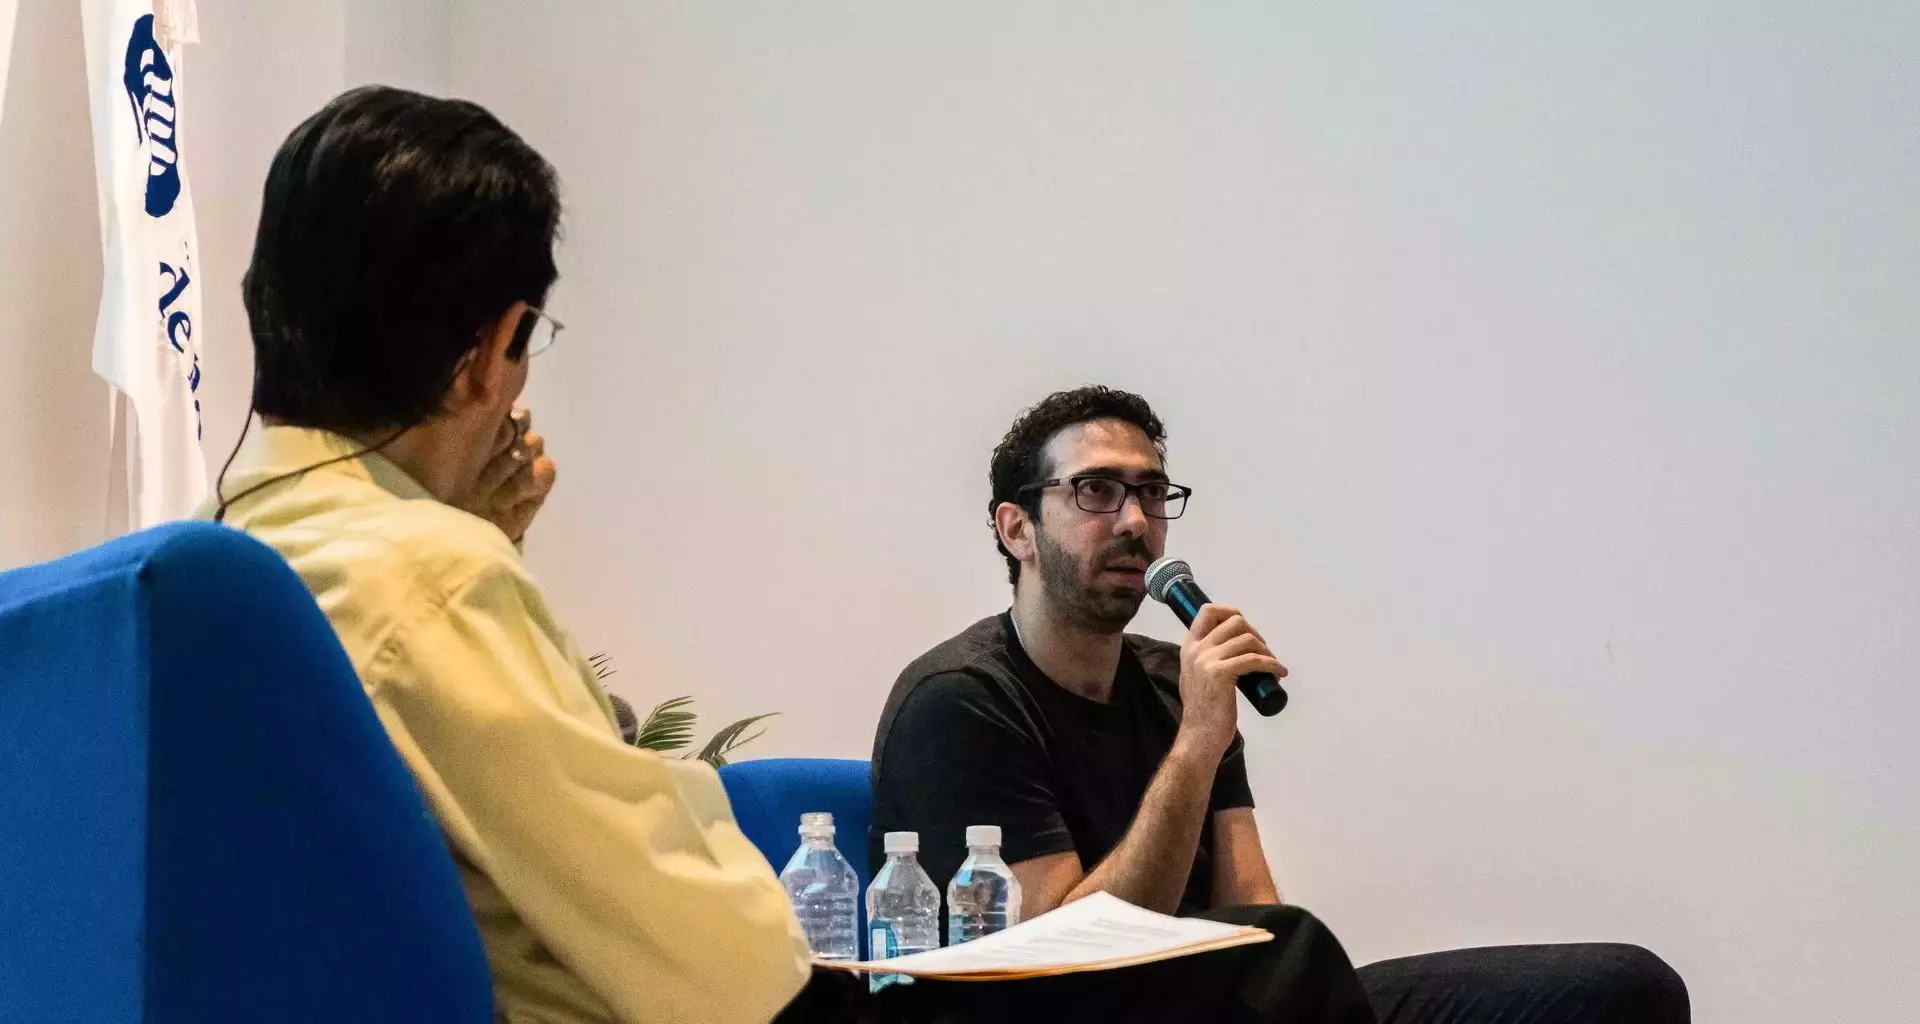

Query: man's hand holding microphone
[1173,602,1288,761]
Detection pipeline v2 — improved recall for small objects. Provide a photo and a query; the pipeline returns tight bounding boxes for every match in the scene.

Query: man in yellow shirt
[202,85,811,1024]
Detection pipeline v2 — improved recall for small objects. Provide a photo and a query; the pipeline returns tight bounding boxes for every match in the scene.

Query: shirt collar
[223,424,436,504]
[997,609,1145,710]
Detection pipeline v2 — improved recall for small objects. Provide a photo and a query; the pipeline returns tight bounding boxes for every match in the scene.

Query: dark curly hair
[989,386,1167,585]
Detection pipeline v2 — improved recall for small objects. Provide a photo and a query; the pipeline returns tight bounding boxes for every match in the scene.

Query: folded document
[816,891,1272,981]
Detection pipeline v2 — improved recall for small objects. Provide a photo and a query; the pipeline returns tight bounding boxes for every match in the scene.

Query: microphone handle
[1163,578,1289,717]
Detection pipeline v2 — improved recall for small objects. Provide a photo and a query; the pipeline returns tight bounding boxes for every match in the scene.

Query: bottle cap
[965,824,1001,848]
[799,811,835,837]
[883,831,919,854]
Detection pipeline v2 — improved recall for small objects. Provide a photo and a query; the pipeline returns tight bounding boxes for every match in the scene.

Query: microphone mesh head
[1145,557,1193,603]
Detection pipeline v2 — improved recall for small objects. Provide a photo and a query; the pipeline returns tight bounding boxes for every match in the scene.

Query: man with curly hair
[870,385,1690,1023]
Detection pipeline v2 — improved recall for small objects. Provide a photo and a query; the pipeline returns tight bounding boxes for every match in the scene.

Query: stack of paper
[816,891,1271,981]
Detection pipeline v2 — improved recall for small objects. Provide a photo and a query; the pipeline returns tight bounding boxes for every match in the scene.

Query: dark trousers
[1358,939,1689,1024]
[775,905,1688,1024]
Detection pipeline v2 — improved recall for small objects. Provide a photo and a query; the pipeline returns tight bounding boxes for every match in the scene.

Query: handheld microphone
[1144,558,1289,717]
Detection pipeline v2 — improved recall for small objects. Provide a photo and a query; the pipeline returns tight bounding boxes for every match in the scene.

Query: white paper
[825,891,1270,978]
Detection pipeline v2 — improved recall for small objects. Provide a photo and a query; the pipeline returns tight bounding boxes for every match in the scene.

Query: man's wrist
[1168,732,1228,773]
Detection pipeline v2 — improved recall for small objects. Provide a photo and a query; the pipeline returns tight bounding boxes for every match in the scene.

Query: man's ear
[995,501,1037,567]
[449,303,528,411]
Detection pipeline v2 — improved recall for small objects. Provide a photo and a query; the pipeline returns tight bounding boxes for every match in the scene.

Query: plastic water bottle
[778,811,860,961]
[946,824,1023,945]
[864,831,941,991]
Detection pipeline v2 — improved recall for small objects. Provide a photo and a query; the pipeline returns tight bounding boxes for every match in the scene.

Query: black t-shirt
[870,612,1253,921]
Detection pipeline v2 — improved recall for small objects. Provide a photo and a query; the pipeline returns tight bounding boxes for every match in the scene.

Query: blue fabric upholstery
[0,523,492,1023]
[720,756,875,885]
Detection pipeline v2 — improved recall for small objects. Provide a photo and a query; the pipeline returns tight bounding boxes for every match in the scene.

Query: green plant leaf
[588,651,617,681]
[687,713,779,769]
[634,695,698,753]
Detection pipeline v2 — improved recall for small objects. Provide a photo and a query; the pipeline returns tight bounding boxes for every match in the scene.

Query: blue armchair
[719,756,875,885]
[0,524,491,1022]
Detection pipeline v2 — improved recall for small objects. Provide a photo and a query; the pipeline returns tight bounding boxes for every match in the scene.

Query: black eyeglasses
[1018,475,1193,519]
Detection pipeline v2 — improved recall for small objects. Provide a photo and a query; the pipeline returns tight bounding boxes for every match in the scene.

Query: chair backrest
[0,523,492,1023]
[719,757,875,886]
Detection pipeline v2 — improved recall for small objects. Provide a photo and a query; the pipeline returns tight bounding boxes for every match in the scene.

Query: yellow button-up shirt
[199,426,811,1024]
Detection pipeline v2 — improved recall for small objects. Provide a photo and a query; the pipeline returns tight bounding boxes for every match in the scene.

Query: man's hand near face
[462,407,558,543]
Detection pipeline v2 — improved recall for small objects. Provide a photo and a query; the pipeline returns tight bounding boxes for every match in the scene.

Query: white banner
[0,0,19,127]
[82,0,206,529]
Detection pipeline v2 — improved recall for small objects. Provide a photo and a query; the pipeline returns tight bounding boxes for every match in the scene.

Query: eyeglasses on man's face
[520,305,565,358]
[1017,475,1193,520]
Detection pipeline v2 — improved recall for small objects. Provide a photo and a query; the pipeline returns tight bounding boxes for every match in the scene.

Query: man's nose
[1112,492,1151,536]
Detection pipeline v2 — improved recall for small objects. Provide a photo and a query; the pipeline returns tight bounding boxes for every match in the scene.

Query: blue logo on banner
[122,14,181,218]
[159,257,203,437]
[158,260,191,353]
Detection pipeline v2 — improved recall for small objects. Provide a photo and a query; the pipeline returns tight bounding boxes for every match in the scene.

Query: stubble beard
[1034,528,1148,634]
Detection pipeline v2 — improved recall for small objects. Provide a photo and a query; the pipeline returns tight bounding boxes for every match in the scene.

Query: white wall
[5,2,1912,1019]
[451,3,1917,1021]
[0,0,106,568]
[344,0,447,97]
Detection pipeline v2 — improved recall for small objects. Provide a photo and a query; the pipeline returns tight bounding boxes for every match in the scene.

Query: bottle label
[868,923,914,993]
